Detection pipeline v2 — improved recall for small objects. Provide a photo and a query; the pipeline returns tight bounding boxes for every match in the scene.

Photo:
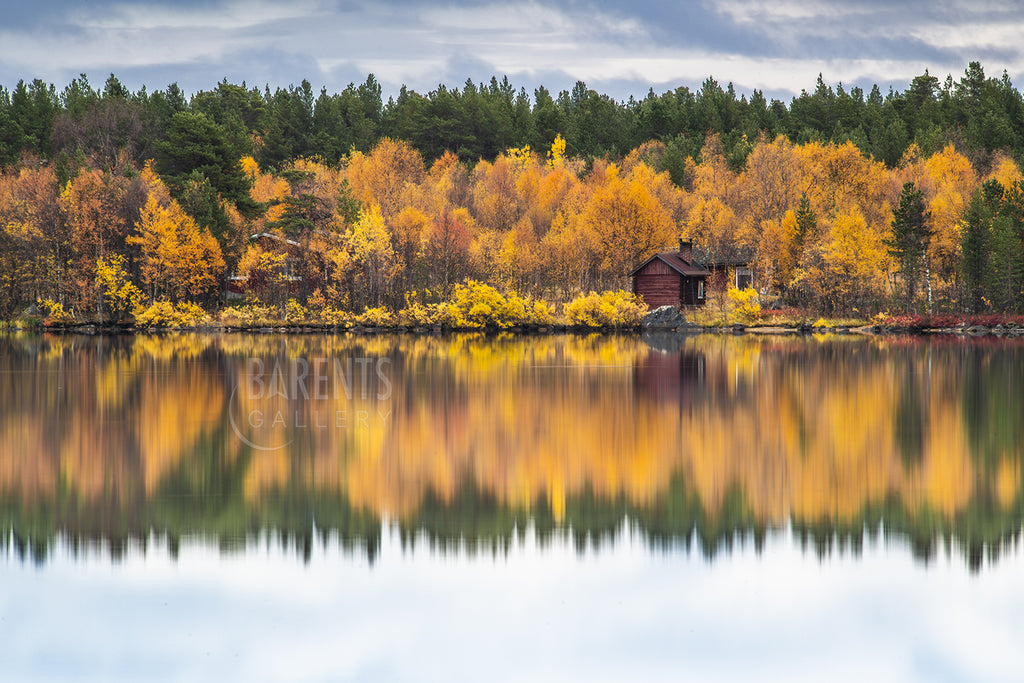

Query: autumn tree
[739,134,801,227]
[0,163,68,312]
[424,208,472,298]
[917,144,976,303]
[348,203,398,307]
[129,194,225,302]
[583,164,676,287]
[345,137,424,220]
[794,206,888,313]
[61,168,137,320]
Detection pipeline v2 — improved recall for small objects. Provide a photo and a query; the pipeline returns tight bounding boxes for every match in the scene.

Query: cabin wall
[638,260,677,276]
[681,277,706,306]
[634,272,681,309]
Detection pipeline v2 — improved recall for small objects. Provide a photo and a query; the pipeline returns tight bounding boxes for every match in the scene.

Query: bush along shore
[8,284,1024,338]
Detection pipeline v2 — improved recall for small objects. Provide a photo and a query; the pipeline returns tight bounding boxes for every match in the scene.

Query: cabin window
[735,267,752,290]
[282,257,302,281]
[697,280,704,299]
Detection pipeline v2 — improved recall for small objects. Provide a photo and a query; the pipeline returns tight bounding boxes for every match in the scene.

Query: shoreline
[6,321,1024,338]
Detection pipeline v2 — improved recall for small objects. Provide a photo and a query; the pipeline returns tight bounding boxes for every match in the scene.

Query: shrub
[399,290,451,327]
[135,301,210,328]
[314,306,348,326]
[37,298,75,324]
[354,306,396,327]
[218,301,280,326]
[727,286,761,320]
[882,313,1024,330]
[96,255,145,321]
[446,280,530,328]
[526,298,556,325]
[563,290,648,327]
[305,288,348,325]
[284,298,308,323]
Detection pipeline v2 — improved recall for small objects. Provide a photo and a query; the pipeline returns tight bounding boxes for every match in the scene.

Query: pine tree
[886,182,932,311]
[961,184,996,312]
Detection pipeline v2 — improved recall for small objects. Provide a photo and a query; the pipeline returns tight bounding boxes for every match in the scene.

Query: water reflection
[1,331,1022,569]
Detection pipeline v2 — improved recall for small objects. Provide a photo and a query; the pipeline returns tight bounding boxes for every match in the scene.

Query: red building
[630,239,710,308]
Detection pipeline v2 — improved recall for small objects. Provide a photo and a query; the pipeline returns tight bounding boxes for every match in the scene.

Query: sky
[1,0,1023,103]
[4,527,1024,682]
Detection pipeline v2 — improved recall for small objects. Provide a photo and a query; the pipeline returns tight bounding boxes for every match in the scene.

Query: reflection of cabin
[634,348,706,403]
[630,239,710,308]
[225,232,303,297]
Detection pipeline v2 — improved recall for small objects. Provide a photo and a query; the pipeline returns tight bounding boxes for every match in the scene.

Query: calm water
[2,331,1024,681]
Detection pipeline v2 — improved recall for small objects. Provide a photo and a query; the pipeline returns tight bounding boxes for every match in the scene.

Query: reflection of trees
[1,332,1023,569]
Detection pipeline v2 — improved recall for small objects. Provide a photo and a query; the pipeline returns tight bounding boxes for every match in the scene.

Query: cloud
[1,0,1024,101]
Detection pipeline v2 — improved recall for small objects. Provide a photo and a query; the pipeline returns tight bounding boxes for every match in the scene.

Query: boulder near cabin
[630,239,710,309]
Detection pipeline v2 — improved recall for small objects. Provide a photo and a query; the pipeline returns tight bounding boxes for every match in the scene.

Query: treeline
[4,129,1024,320]
[2,64,1024,319]
[4,62,1024,173]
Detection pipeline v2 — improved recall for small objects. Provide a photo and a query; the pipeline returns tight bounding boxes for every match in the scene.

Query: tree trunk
[925,254,932,315]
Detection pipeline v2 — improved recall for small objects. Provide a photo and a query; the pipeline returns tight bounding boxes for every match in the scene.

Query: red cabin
[630,239,710,309]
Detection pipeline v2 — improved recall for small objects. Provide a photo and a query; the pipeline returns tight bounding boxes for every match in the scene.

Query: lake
[2,331,1024,682]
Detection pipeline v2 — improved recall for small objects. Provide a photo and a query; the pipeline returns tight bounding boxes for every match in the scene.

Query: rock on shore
[642,306,687,330]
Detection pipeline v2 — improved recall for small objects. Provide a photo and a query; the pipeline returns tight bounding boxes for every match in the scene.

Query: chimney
[678,238,693,263]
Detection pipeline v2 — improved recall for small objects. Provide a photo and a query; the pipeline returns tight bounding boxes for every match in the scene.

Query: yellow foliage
[354,306,396,327]
[95,255,145,321]
[217,302,280,326]
[399,290,451,327]
[441,280,551,328]
[583,173,676,280]
[134,301,209,328]
[240,155,260,180]
[727,286,761,319]
[37,298,74,324]
[547,134,566,169]
[922,144,976,277]
[794,205,888,312]
[344,137,425,219]
[563,290,648,327]
[316,306,348,326]
[686,195,747,262]
[348,203,399,304]
[298,289,349,326]
[529,299,556,325]
[506,144,534,170]
[399,300,443,327]
[284,298,308,323]
[986,153,1023,189]
[128,192,225,301]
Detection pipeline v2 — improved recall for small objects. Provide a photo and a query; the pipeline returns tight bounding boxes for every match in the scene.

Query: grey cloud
[3,0,1024,100]
[582,0,780,55]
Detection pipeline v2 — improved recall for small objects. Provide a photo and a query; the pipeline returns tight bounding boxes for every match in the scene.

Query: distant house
[225,232,303,298]
[693,245,755,291]
[630,239,710,308]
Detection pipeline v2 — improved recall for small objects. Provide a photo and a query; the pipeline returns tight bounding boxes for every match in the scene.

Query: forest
[1,61,1023,323]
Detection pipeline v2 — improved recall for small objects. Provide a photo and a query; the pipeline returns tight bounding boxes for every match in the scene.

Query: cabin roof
[249,232,302,247]
[693,245,754,268]
[629,252,711,278]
